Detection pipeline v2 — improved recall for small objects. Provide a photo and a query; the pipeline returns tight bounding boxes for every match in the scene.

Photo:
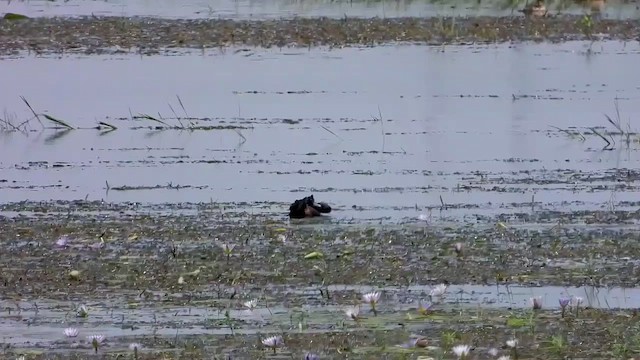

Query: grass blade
[136,113,170,127]
[19,96,43,128]
[177,95,189,118]
[42,114,74,129]
[589,127,613,150]
[320,125,342,140]
[604,114,622,133]
[98,121,118,130]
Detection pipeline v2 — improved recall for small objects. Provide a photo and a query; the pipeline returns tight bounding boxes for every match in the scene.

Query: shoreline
[1,15,639,55]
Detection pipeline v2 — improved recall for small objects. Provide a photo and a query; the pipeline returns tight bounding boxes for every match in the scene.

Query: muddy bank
[0,15,639,55]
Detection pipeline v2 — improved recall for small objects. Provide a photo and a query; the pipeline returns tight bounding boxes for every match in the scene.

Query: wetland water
[2,0,640,19]
[2,2,640,358]
[1,41,639,222]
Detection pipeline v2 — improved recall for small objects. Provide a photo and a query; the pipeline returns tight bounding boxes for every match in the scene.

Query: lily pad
[3,13,29,20]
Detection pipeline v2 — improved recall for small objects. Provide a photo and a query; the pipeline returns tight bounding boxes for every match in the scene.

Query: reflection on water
[0,0,639,19]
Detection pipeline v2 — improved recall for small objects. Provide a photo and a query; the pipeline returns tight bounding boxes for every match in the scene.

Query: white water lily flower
[530,296,543,310]
[429,284,448,297]
[487,347,499,356]
[220,242,235,253]
[87,334,105,344]
[362,291,380,304]
[88,334,105,353]
[63,327,78,338]
[571,296,584,306]
[261,335,284,353]
[344,306,360,320]
[452,344,471,358]
[76,305,89,318]
[128,342,143,351]
[244,299,258,310]
[506,339,518,348]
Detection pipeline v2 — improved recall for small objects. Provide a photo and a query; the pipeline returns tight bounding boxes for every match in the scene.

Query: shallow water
[2,0,640,19]
[0,283,635,350]
[1,41,639,222]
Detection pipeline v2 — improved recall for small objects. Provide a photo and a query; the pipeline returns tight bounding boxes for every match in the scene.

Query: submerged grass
[550,99,638,151]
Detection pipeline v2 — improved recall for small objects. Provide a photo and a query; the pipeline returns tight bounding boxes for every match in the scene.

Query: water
[1,41,639,221]
[2,0,640,19]
[0,283,635,349]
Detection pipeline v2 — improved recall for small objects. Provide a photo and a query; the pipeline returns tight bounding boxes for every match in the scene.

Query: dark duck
[289,195,332,219]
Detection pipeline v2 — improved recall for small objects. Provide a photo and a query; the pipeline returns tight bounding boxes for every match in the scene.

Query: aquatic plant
[129,343,143,359]
[604,99,634,147]
[87,334,105,353]
[454,242,463,257]
[344,306,361,321]
[3,12,29,20]
[506,338,518,359]
[129,342,143,351]
[530,296,543,310]
[219,242,236,263]
[261,335,284,354]
[244,299,258,311]
[572,296,584,315]
[559,297,571,317]
[362,291,381,316]
[549,334,567,355]
[76,305,89,318]
[63,327,78,338]
[451,344,471,359]
[417,300,433,316]
[578,14,594,39]
[55,236,68,248]
[429,283,448,300]
[441,330,459,350]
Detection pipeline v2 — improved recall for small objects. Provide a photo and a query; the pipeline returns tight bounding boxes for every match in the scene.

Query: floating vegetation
[0,15,638,55]
[2,12,29,21]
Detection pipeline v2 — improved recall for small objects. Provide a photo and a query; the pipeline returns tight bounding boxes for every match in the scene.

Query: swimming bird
[520,0,547,17]
[586,0,605,13]
[289,195,332,218]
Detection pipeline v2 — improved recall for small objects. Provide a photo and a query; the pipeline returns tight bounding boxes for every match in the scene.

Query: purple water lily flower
[559,297,571,317]
[55,236,69,249]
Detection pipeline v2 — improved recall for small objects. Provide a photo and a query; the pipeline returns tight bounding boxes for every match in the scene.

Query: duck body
[520,0,547,17]
[586,0,605,12]
[289,195,332,219]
